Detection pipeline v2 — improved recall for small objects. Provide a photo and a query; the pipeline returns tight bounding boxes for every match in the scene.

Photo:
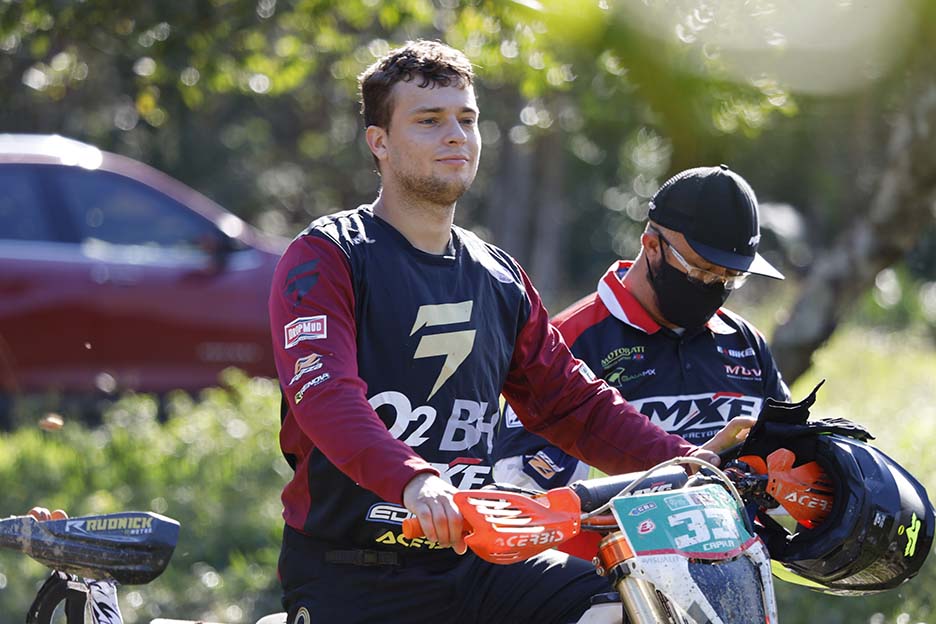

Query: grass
[777,325,936,624]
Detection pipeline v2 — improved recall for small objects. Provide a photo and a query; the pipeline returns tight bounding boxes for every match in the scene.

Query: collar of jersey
[370,209,458,264]
[596,260,736,336]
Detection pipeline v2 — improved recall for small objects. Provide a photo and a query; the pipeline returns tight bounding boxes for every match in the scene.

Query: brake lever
[482,482,544,497]
[722,460,778,511]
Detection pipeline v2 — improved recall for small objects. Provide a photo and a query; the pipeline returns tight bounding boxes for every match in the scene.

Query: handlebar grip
[718,442,746,463]
[402,517,424,539]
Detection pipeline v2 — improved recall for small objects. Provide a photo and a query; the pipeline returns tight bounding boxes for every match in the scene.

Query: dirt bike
[379,384,932,623]
[244,455,773,624]
[244,385,932,624]
[399,455,778,623]
[0,510,179,624]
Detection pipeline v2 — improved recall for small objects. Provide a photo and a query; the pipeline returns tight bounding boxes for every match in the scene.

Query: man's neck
[622,254,678,330]
[372,187,455,255]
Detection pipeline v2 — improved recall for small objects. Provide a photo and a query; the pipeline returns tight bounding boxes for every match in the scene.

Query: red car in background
[0,134,287,401]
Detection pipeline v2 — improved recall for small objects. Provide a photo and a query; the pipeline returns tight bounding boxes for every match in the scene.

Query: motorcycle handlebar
[401,517,424,539]
[568,465,689,512]
[401,455,761,543]
[718,442,746,463]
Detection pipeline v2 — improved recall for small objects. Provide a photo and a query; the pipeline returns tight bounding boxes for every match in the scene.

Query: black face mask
[646,253,730,331]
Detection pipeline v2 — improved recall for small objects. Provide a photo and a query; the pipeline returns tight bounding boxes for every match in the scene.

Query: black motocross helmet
[728,381,935,595]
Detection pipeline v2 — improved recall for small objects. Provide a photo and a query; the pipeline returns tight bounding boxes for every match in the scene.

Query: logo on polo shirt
[633,392,763,438]
[717,345,756,359]
[606,367,656,386]
[601,345,646,369]
[724,365,762,381]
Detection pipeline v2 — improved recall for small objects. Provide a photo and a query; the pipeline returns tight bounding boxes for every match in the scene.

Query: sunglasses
[651,228,749,290]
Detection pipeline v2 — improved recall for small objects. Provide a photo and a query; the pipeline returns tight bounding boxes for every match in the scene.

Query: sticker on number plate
[610,484,753,559]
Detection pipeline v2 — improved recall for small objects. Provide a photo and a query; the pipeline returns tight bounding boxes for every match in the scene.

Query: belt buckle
[360,550,380,566]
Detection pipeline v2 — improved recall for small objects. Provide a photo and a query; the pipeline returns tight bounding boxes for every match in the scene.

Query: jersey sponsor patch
[410,301,476,400]
[374,530,445,550]
[294,373,331,403]
[717,346,756,359]
[606,366,656,385]
[289,353,325,385]
[370,391,498,454]
[527,452,560,479]
[284,316,327,348]
[723,364,763,381]
[633,392,764,435]
[283,260,320,306]
[430,457,492,489]
[601,345,646,369]
[577,361,597,382]
[521,447,580,489]
[366,503,413,525]
[503,405,522,428]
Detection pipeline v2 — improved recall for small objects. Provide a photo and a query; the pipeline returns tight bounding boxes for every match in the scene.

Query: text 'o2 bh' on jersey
[494,260,791,480]
[269,208,695,558]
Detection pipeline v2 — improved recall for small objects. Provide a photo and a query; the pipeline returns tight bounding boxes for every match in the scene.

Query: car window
[0,165,56,242]
[56,168,219,252]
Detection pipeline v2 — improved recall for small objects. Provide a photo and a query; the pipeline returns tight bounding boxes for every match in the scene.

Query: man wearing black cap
[492,164,790,559]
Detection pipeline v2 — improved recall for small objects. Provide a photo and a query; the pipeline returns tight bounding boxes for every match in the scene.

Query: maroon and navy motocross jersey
[494,260,790,479]
[269,207,695,558]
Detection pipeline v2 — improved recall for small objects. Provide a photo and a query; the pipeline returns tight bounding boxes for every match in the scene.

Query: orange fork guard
[402,488,582,564]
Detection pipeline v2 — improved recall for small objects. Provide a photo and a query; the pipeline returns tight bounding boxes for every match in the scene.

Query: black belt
[324,549,401,567]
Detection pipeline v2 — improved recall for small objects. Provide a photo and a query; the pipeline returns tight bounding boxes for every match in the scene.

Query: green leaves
[0,371,286,622]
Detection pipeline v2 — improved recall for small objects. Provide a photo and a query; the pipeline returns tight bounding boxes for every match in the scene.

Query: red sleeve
[552,292,609,347]
[501,269,696,474]
[270,235,438,504]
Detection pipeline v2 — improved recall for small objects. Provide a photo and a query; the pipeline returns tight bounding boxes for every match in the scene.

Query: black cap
[648,164,784,280]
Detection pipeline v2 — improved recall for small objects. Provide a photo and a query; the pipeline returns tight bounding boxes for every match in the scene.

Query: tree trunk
[529,130,565,308]
[488,136,534,263]
[771,79,936,383]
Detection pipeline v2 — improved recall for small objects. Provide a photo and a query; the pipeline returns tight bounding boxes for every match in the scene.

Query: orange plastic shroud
[740,448,835,529]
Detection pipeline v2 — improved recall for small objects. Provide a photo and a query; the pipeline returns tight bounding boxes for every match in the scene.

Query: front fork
[593,532,674,624]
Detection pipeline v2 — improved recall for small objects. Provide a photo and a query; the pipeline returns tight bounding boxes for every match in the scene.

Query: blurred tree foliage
[1,0,935,373]
[0,0,789,296]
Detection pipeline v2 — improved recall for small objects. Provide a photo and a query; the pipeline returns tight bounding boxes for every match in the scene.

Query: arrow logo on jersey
[411,301,476,400]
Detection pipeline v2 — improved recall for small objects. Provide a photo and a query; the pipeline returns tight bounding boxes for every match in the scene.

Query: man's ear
[365,125,388,162]
[641,230,662,260]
